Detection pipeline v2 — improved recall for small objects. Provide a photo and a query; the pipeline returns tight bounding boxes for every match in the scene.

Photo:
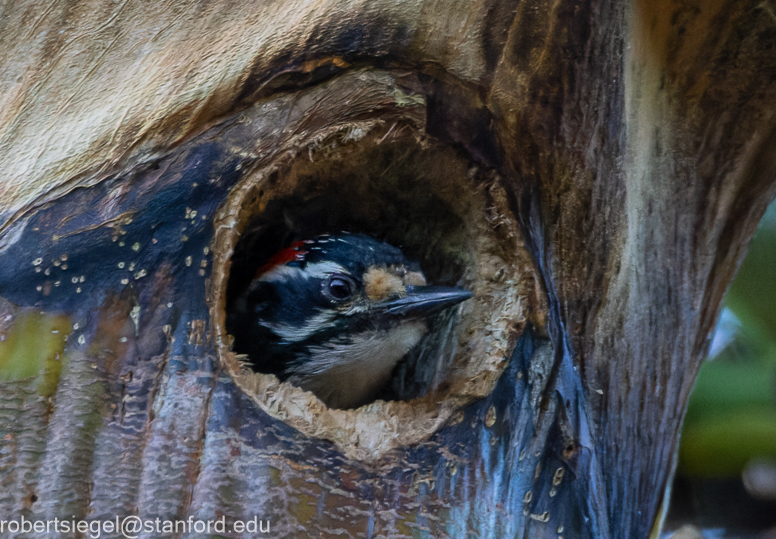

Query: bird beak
[378,285,473,318]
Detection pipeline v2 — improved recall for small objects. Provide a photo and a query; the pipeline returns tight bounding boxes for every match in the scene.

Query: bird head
[227,233,472,409]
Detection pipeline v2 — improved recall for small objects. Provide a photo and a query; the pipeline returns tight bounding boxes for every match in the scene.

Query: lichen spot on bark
[0,302,71,397]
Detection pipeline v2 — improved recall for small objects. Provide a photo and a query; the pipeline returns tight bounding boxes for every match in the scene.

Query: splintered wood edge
[209,88,535,463]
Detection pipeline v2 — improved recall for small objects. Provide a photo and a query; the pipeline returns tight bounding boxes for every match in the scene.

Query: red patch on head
[255,241,308,278]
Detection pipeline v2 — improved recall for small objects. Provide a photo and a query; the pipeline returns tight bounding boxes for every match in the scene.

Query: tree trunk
[1,1,775,538]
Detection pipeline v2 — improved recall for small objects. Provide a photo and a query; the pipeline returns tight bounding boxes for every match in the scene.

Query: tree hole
[225,141,478,408]
[210,120,534,460]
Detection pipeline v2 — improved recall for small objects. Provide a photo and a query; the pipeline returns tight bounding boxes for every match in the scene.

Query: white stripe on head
[259,261,348,282]
[302,261,349,279]
[262,309,338,343]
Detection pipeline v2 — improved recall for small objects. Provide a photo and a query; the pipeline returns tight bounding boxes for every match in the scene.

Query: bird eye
[325,276,354,301]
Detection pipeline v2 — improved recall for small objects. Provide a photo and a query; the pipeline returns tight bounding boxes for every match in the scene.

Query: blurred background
[665,201,776,538]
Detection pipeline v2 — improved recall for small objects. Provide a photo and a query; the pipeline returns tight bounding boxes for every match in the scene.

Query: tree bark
[1,1,775,538]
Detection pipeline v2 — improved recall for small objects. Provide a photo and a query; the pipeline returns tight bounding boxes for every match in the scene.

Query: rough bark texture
[1,1,776,538]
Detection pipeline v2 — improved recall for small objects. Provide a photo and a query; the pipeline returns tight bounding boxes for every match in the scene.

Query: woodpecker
[227,233,472,409]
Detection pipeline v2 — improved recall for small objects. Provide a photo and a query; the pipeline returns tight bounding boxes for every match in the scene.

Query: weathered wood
[490,1,776,534]
[1,1,776,538]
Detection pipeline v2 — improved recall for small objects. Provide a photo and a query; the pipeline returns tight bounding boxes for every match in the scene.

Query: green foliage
[679,203,776,477]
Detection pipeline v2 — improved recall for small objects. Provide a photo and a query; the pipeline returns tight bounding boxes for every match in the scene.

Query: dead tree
[1,1,775,537]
